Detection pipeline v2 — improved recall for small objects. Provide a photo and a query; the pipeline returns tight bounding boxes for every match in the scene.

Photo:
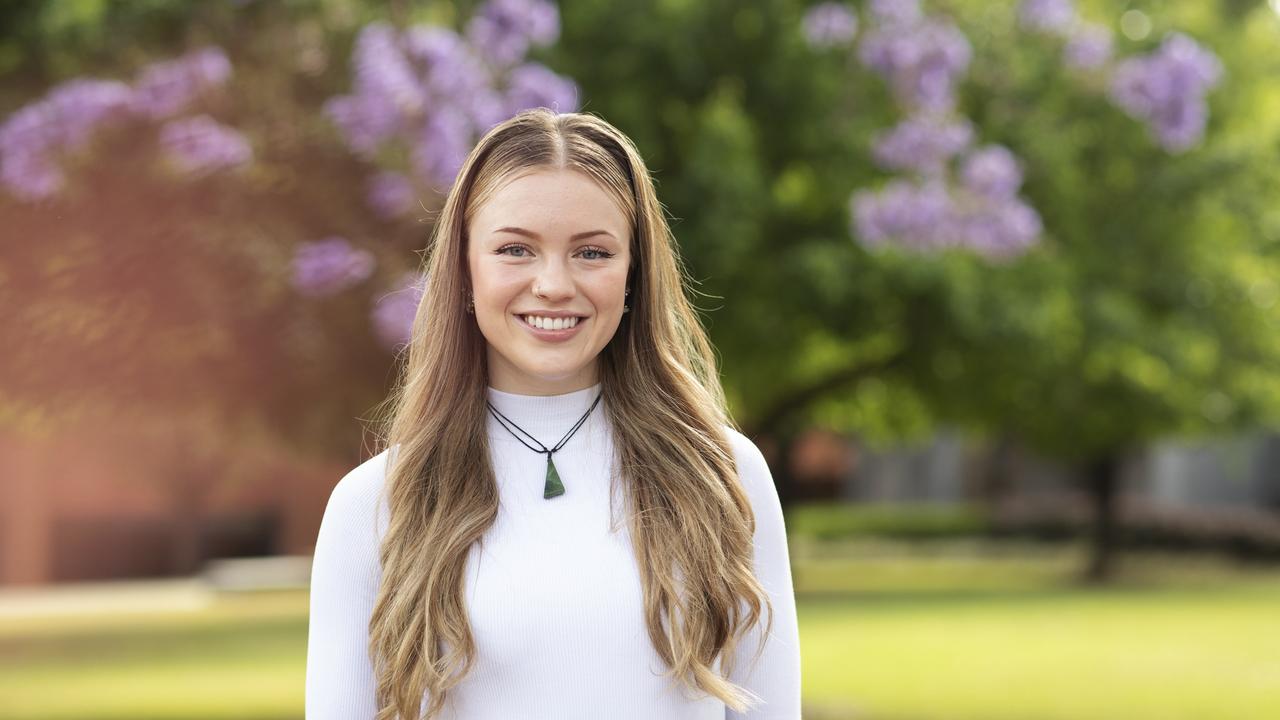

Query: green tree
[4,0,1279,585]
[552,0,1280,581]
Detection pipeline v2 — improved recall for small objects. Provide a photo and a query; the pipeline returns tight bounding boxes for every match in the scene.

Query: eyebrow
[493,226,616,241]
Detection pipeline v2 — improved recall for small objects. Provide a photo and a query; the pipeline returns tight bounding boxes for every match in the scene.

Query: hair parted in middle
[368,108,772,720]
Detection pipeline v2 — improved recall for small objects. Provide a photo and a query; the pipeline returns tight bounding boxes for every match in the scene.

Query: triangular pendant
[543,454,566,499]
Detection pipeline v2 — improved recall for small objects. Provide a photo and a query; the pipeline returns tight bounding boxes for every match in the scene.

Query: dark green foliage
[788,502,992,541]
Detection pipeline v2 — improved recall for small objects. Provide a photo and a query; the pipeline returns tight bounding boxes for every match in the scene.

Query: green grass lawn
[795,541,1280,720]
[0,592,308,720]
[1,541,1277,719]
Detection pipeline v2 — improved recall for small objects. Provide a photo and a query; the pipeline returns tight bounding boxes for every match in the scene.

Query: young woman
[305,109,800,719]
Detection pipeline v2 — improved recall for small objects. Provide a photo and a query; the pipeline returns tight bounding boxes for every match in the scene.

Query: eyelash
[496,244,615,260]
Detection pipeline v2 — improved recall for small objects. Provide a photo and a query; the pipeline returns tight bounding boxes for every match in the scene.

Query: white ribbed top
[305,382,801,719]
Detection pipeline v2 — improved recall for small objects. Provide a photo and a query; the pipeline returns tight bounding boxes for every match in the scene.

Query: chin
[526,366,585,380]
[522,362,591,379]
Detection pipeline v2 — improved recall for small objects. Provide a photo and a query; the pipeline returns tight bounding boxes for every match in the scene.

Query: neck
[485,381,605,443]
[486,369,600,397]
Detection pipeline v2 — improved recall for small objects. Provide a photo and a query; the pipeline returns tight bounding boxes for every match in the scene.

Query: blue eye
[496,244,614,260]
[579,247,615,260]
[497,244,530,257]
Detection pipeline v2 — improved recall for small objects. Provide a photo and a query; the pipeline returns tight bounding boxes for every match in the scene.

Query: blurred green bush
[787,502,992,541]
[789,499,1280,562]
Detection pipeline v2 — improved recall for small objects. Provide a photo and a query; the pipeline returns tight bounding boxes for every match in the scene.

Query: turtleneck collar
[485,382,605,443]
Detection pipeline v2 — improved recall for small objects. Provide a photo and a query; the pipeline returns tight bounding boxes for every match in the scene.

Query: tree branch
[743,350,909,438]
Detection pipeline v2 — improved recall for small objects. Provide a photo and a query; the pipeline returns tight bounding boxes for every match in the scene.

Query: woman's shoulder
[333,445,394,498]
[719,425,776,496]
[320,445,397,539]
[718,424,787,543]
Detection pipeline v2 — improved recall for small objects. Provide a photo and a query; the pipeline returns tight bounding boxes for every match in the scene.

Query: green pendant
[543,454,566,499]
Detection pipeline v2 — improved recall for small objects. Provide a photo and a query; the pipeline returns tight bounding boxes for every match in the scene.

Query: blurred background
[2,0,1280,718]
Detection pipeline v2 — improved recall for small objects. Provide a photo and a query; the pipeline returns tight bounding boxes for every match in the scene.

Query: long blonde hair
[368,109,771,719]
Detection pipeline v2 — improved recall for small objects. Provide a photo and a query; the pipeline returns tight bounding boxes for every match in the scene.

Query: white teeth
[522,315,580,330]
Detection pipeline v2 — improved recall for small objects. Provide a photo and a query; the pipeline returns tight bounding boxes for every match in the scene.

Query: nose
[533,257,575,300]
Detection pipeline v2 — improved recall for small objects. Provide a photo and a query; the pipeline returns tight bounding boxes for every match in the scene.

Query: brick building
[0,425,350,587]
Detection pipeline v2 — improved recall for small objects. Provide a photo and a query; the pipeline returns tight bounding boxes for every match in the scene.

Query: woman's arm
[305,450,390,720]
[724,429,803,719]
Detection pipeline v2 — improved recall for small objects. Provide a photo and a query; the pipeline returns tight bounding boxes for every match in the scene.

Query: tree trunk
[1083,452,1122,583]
[979,432,1017,506]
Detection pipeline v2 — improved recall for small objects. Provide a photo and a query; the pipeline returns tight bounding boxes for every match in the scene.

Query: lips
[516,313,586,342]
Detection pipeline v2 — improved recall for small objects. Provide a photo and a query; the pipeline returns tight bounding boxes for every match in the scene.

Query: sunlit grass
[1,543,1278,719]
[0,591,307,720]
[801,582,1280,719]
[797,540,1280,720]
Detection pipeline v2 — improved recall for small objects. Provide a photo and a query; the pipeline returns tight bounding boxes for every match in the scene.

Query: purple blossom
[131,47,232,119]
[802,3,858,49]
[959,145,1023,200]
[0,105,63,176]
[404,25,468,68]
[322,9,582,223]
[0,79,132,169]
[413,108,474,189]
[851,179,956,251]
[467,88,513,133]
[325,22,503,161]
[852,179,1041,259]
[1109,33,1223,152]
[131,61,194,119]
[1,150,65,201]
[45,80,134,149]
[867,0,920,26]
[1064,22,1113,71]
[1146,97,1210,153]
[372,272,428,350]
[0,101,61,155]
[322,94,401,159]
[871,115,974,176]
[158,115,253,177]
[186,47,233,87]
[467,0,561,68]
[0,46,239,201]
[953,196,1043,259]
[849,2,1043,261]
[1018,0,1076,35]
[504,62,580,116]
[404,26,492,98]
[322,25,422,157]
[353,23,426,116]
[404,29,502,129]
[291,237,377,297]
[859,17,971,112]
[367,171,418,219]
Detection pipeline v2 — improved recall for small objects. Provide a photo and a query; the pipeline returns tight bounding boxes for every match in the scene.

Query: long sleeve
[305,450,390,720]
[724,429,802,719]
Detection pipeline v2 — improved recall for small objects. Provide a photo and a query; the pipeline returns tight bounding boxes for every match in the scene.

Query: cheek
[473,270,520,304]
[596,269,630,299]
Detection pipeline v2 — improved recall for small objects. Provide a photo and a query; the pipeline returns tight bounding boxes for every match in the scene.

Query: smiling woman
[305,109,801,720]
[468,167,631,395]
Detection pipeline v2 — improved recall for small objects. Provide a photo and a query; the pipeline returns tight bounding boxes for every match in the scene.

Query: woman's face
[467,168,631,395]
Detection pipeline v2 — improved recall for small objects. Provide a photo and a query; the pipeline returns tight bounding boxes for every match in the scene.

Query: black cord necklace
[486,390,603,499]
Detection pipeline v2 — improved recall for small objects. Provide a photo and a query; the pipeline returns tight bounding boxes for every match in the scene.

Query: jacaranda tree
[548,0,1280,580]
[2,0,1278,583]
[0,0,581,457]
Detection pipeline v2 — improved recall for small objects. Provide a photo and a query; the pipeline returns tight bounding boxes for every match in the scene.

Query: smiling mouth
[517,314,588,331]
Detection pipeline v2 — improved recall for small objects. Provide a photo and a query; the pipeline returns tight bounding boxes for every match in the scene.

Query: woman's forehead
[472,168,632,233]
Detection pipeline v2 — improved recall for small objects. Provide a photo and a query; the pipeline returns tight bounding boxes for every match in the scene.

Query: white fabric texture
[305,382,801,719]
